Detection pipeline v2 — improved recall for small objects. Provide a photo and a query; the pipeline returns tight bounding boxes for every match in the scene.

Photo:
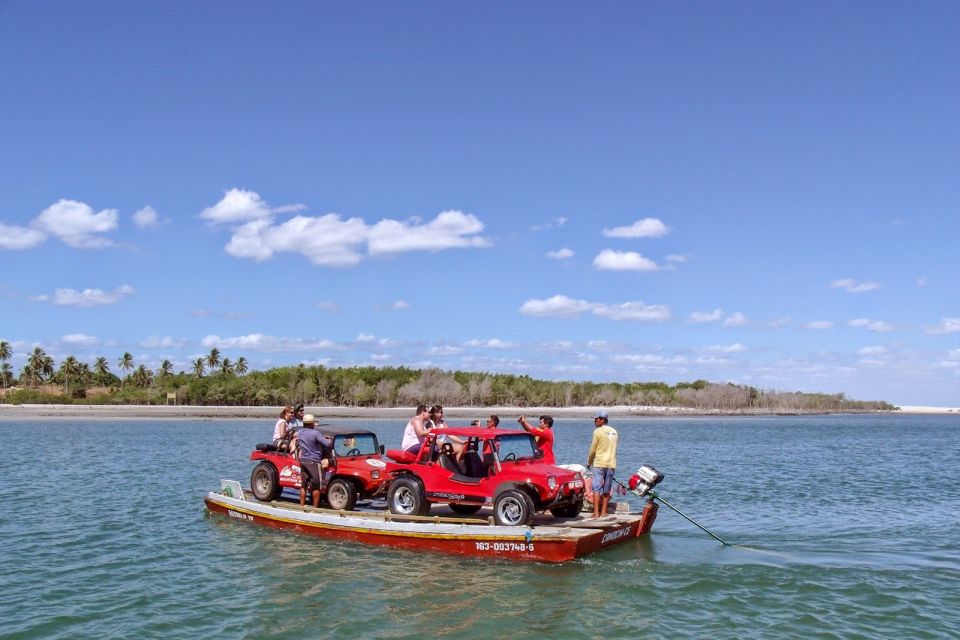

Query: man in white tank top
[401,404,431,453]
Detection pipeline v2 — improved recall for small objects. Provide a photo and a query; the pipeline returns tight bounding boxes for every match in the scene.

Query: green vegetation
[0,341,897,412]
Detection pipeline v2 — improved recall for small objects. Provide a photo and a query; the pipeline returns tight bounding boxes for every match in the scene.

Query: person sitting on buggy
[272,405,297,455]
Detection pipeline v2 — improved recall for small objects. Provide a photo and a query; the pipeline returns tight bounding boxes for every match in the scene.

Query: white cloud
[132,206,159,229]
[830,278,882,293]
[858,346,888,355]
[546,248,574,259]
[200,188,274,224]
[356,333,377,343]
[0,222,47,250]
[916,277,927,287]
[519,294,594,318]
[465,338,518,349]
[722,312,747,328]
[690,309,724,323]
[926,317,960,335]
[704,343,746,353]
[602,217,669,238]
[665,254,688,263]
[849,318,894,332]
[593,249,659,271]
[429,345,463,356]
[62,333,98,346]
[592,301,671,321]
[33,199,118,249]
[371,353,392,361]
[368,210,489,255]
[226,214,369,267]
[314,301,340,312]
[612,353,686,364]
[390,300,410,310]
[32,284,134,307]
[769,316,791,328]
[805,320,834,329]
[200,333,340,352]
[141,336,187,349]
[531,217,568,231]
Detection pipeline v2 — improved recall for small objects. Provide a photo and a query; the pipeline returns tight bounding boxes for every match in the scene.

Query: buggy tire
[448,503,482,515]
[387,476,429,517]
[251,462,281,501]
[326,478,358,511]
[550,499,584,518]
[494,489,535,526]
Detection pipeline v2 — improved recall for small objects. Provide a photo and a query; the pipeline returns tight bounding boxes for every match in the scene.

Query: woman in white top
[428,405,465,459]
[273,405,296,454]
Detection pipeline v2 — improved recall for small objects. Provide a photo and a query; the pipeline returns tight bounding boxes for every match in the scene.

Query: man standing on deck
[297,414,332,508]
[587,410,618,518]
[518,415,555,464]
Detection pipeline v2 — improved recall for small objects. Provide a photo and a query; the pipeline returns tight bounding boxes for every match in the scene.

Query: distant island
[0,344,897,413]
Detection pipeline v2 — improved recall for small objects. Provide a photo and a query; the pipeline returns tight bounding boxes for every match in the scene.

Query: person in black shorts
[296,414,332,508]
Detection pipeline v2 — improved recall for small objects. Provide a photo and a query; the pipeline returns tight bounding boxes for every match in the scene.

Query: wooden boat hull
[204,491,658,563]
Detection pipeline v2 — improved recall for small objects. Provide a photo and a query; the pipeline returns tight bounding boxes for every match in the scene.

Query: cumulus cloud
[201,333,340,352]
[612,353,687,365]
[519,294,670,322]
[665,254,688,263]
[593,301,670,321]
[31,284,134,307]
[531,217,567,231]
[141,336,187,349]
[805,320,834,329]
[132,206,159,228]
[830,278,882,293]
[32,199,118,248]
[356,333,377,343]
[690,309,724,323]
[390,300,410,310]
[849,318,894,332]
[769,316,791,328]
[593,250,659,271]
[465,338,518,349]
[602,218,669,238]
[926,317,960,335]
[858,346,888,355]
[722,312,747,328]
[62,333,98,346]
[368,210,488,255]
[916,277,927,287]
[205,190,489,267]
[546,248,574,259]
[704,343,746,353]
[200,188,275,224]
[519,295,594,318]
[0,222,47,250]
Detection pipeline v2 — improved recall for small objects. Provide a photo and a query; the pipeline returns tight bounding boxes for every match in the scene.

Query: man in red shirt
[518,415,555,464]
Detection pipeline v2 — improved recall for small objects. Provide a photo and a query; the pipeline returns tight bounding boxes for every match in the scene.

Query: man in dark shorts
[297,414,332,508]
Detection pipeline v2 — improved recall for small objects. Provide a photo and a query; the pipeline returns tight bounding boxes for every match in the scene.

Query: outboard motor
[628,465,664,497]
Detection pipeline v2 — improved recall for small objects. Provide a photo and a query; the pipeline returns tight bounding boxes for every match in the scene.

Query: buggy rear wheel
[494,489,534,526]
[387,476,429,516]
[250,462,281,501]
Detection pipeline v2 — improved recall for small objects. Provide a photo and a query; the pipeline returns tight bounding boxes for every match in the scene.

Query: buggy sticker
[365,459,387,468]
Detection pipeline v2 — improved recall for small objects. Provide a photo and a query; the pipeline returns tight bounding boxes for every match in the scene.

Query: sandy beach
[0,403,955,420]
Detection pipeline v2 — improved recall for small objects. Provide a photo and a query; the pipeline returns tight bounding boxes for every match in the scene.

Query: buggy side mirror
[534,449,544,459]
[379,444,385,455]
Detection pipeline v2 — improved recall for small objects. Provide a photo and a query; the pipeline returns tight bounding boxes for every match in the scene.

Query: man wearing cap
[296,414,332,508]
[289,403,305,430]
[587,410,618,518]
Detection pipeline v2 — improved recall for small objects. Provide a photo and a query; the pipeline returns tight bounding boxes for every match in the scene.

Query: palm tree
[235,356,248,376]
[192,357,206,378]
[117,352,134,389]
[28,347,53,386]
[0,363,13,388]
[20,364,38,387]
[132,364,153,388]
[59,355,80,395]
[157,359,173,378]
[0,341,11,389]
[219,358,233,376]
[94,356,110,385]
[206,348,221,371]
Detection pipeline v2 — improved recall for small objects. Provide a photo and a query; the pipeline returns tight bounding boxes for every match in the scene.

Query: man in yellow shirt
[587,410,618,518]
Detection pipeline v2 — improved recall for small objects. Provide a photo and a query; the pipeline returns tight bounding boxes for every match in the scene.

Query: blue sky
[1,2,957,406]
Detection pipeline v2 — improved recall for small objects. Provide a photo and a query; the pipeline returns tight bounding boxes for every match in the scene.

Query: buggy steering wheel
[502,452,516,461]
[345,448,361,457]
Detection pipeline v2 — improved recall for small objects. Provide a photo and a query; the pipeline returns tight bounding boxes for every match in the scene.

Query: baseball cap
[593,410,608,420]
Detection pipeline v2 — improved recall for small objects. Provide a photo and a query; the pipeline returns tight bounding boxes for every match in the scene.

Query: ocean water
[1,414,958,639]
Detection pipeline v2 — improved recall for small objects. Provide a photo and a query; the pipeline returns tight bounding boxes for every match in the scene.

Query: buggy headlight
[548,475,557,490]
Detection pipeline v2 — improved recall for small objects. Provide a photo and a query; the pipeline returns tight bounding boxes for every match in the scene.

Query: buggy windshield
[333,433,379,456]
[494,434,539,461]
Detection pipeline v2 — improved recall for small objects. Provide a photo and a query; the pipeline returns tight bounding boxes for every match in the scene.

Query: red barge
[204,485,659,563]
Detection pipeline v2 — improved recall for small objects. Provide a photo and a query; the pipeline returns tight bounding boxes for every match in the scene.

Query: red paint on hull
[204,496,658,563]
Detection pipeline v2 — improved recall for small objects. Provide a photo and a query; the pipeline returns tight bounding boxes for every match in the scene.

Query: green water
[2,414,958,639]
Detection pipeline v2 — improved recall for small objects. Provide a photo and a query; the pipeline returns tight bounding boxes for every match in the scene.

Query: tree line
[0,340,897,412]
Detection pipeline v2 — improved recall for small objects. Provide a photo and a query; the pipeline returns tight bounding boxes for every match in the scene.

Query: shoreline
[0,403,956,420]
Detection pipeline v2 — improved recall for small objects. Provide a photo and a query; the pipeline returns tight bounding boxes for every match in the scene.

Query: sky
[1,1,958,406]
